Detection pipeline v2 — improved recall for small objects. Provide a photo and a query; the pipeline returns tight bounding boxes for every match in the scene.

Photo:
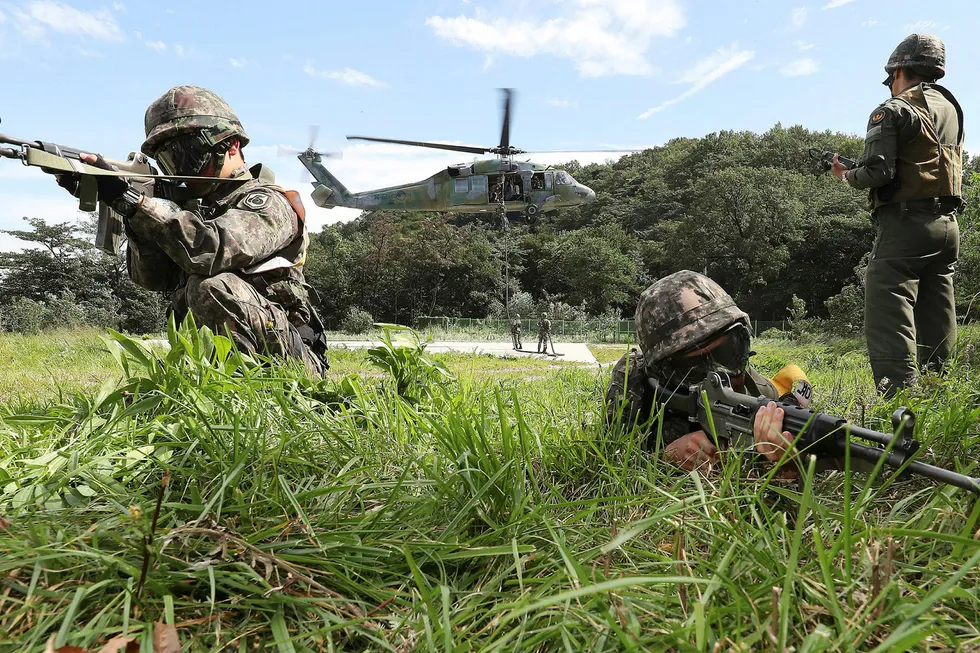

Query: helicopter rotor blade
[346,135,489,155]
[308,125,320,150]
[522,148,644,154]
[499,88,513,152]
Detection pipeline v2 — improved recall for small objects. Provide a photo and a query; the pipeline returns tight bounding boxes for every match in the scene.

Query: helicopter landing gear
[524,203,539,220]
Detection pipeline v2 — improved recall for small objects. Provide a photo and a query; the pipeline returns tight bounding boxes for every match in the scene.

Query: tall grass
[1,320,979,650]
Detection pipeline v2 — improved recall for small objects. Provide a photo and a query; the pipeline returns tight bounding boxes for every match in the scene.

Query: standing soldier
[832,34,964,395]
[55,86,328,376]
[510,313,523,350]
[537,312,552,354]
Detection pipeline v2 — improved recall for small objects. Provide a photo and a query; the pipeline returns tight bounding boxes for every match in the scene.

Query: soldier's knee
[186,273,239,308]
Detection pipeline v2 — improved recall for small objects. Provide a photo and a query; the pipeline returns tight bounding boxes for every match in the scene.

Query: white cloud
[134,29,141,38]
[229,57,246,68]
[165,8,174,14]
[173,44,184,57]
[426,0,685,77]
[112,2,124,10]
[145,40,166,52]
[780,58,819,77]
[303,64,386,87]
[905,20,937,32]
[639,43,755,118]
[11,1,123,41]
[547,98,578,109]
[794,40,815,51]
[861,18,878,27]
[822,0,858,8]
[790,7,808,28]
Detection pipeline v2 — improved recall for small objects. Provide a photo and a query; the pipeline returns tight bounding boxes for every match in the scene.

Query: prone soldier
[605,271,810,472]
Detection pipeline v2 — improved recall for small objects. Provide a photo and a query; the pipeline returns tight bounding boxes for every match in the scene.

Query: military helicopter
[295,89,628,220]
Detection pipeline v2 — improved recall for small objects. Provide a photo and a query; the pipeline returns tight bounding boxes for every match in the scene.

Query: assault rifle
[0,119,241,255]
[649,372,980,494]
[0,121,158,255]
[808,147,857,171]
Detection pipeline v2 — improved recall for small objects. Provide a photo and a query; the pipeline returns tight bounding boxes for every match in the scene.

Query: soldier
[832,34,964,395]
[56,86,327,376]
[510,313,523,350]
[605,271,809,472]
[537,312,552,354]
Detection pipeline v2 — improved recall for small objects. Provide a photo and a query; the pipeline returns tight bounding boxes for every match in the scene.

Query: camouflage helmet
[635,270,748,370]
[884,34,946,80]
[141,85,249,157]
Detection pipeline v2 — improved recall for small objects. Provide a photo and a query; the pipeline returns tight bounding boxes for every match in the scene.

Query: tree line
[3,123,979,334]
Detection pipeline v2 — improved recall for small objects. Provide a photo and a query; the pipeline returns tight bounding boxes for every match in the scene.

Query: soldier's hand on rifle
[831,154,849,181]
[79,152,132,201]
[754,402,797,463]
[664,430,719,472]
[55,152,132,203]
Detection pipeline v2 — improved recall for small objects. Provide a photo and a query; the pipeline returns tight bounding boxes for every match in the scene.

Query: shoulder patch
[241,191,270,210]
[870,110,886,125]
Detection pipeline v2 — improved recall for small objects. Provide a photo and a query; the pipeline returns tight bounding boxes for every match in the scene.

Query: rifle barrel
[845,441,980,494]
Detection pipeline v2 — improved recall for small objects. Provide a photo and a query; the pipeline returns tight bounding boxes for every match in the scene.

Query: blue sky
[0,0,976,250]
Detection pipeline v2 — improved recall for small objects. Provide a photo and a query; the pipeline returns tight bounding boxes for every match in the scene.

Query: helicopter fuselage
[307,156,596,216]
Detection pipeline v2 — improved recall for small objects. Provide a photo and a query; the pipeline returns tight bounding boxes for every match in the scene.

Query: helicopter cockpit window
[555,171,573,185]
[530,173,545,190]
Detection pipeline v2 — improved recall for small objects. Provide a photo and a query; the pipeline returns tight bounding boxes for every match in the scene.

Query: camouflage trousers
[865,205,958,394]
[183,272,326,378]
[538,332,552,353]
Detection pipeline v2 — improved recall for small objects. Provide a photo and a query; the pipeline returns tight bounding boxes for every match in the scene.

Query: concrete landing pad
[325,340,598,365]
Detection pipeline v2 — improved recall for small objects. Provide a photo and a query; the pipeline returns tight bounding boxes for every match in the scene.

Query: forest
[3,123,979,334]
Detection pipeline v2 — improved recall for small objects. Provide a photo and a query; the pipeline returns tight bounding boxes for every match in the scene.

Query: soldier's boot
[865,257,918,396]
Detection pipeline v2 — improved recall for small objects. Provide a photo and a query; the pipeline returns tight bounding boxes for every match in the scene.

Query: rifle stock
[648,372,980,494]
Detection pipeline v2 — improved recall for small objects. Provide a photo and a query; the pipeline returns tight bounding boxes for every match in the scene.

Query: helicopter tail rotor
[277,125,342,182]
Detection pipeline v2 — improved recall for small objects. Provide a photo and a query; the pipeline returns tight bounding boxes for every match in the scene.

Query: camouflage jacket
[605,349,780,448]
[126,163,314,326]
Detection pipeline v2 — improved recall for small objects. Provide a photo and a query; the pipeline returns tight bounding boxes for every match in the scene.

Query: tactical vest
[205,164,314,326]
[879,83,964,209]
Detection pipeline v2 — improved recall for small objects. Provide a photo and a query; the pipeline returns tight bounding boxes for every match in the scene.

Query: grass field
[1,323,979,651]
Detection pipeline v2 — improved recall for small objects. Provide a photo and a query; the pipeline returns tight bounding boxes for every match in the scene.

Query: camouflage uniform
[510,313,523,350]
[605,270,785,449]
[537,313,552,353]
[844,35,964,393]
[127,86,326,376]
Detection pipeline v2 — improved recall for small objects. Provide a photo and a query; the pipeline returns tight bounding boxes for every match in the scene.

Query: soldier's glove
[80,153,144,219]
[83,154,133,202]
[56,173,81,196]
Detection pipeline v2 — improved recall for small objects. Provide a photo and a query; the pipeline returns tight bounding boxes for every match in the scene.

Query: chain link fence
[414,316,791,342]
